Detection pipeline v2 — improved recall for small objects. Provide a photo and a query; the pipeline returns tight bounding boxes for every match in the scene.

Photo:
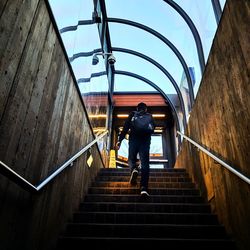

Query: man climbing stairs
[56,168,237,249]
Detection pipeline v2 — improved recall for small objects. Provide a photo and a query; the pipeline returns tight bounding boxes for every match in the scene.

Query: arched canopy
[48,0,223,133]
[77,70,181,132]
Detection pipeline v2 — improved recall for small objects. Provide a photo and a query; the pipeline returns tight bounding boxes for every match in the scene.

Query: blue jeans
[128,137,151,190]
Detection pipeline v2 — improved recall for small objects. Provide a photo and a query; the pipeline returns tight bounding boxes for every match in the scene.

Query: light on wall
[92,52,116,65]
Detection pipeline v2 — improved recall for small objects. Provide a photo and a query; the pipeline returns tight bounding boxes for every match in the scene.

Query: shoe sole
[129,170,138,185]
[140,191,149,197]
[140,191,150,201]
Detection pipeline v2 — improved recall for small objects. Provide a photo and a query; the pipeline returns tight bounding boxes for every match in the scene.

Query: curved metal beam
[112,47,187,128]
[59,20,95,33]
[211,0,222,25]
[77,71,107,83]
[77,71,181,131]
[70,48,187,129]
[106,17,194,107]
[69,49,102,62]
[114,70,181,132]
[163,0,205,73]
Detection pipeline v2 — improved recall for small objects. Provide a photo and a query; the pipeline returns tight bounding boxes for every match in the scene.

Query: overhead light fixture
[117,114,129,118]
[92,52,116,65]
[152,114,166,118]
[89,114,107,118]
[116,114,166,118]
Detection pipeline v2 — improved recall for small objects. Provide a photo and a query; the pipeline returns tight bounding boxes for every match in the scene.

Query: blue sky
[48,0,226,157]
[49,0,226,96]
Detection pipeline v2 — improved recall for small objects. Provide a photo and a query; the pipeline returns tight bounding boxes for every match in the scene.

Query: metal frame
[115,70,181,132]
[78,70,181,133]
[60,20,95,33]
[106,17,195,106]
[112,47,187,128]
[0,131,108,192]
[177,131,250,185]
[70,47,187,129]
[211,0,223,25]
[163,0,205,73]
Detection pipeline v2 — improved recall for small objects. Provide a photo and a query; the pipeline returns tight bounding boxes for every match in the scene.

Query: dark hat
[137,102,147,111]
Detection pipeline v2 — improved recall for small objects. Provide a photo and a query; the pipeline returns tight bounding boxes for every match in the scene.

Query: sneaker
[140,190,150,197]
[129,169,138,185]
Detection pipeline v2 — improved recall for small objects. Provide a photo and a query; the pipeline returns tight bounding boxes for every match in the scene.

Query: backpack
[130,111,154,134]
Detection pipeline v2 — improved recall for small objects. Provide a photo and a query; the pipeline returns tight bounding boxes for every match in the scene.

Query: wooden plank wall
[175,1,250,250]
[0,1,104,249]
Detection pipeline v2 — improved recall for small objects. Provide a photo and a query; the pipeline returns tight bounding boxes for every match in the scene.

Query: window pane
[49,0,93,29]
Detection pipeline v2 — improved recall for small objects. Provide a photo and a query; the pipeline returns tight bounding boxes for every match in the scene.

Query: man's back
[129,110,155,141]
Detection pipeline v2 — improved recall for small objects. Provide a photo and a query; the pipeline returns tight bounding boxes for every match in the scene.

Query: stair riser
[65,224,227,238]
[100,169,186,173]
[88,188,200,195]
[73,213,219,225]
[84,195,204,203]
[98,172,189,177]
[95,176,192,182]
[91,182,195,188]
[79,203,211,213]
[57,238,236,250]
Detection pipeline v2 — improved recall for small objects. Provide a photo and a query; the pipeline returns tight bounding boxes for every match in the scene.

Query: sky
[48,0,226,160]
[48,0,226,97]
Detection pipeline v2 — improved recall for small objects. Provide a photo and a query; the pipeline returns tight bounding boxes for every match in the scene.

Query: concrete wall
[0,1,104,249]
[175,1,250,249]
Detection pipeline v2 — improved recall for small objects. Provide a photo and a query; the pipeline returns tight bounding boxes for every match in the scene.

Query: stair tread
[88,187,200,190]
[84,194,202,197]
[74,211,215,215]
[80,201,209,205]
[56,167,236,249]
[67,222,224,228]
[59,236,233,241]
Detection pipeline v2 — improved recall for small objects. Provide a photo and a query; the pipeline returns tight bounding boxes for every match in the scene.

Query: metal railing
[0,130,109,192]
[177,131,250,185]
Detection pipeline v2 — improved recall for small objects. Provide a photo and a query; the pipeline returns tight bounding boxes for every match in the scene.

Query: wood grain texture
[0,1,105,250]
[175,1,250,250]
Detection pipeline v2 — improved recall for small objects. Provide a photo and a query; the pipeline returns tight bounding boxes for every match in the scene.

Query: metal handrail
[0,130,109,192]
[177,131,250,185]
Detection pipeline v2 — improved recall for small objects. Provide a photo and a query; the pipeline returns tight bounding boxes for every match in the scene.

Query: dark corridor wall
[175,1,250,250]
[0,1,104,249]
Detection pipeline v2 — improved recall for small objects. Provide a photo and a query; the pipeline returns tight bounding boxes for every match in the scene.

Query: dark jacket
[118,110,155,143]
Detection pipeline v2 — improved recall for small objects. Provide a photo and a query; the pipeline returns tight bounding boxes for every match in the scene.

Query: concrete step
[90,181,195,188]
[95,175,192,182]
[87,187,201,195]
[83,194,205,203]
[64,223,228,238]
[55,167,237,250]
[79,201,211,213]
[72,211,219,225]
[57,236,237,250]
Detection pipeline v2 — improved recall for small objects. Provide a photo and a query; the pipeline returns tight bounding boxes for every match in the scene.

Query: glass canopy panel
[48,0,110,144]
[220,0,227,9]
[113,75,156,92]
[174,0,217,63]
[113,52,177,94]
[109,23,188,121]
[109,24,184,93]
[105,0,201,97]
[113,75,184,132]
[49,0,94,30]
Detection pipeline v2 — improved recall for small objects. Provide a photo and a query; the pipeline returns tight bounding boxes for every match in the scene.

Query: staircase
[56,168,237,249]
